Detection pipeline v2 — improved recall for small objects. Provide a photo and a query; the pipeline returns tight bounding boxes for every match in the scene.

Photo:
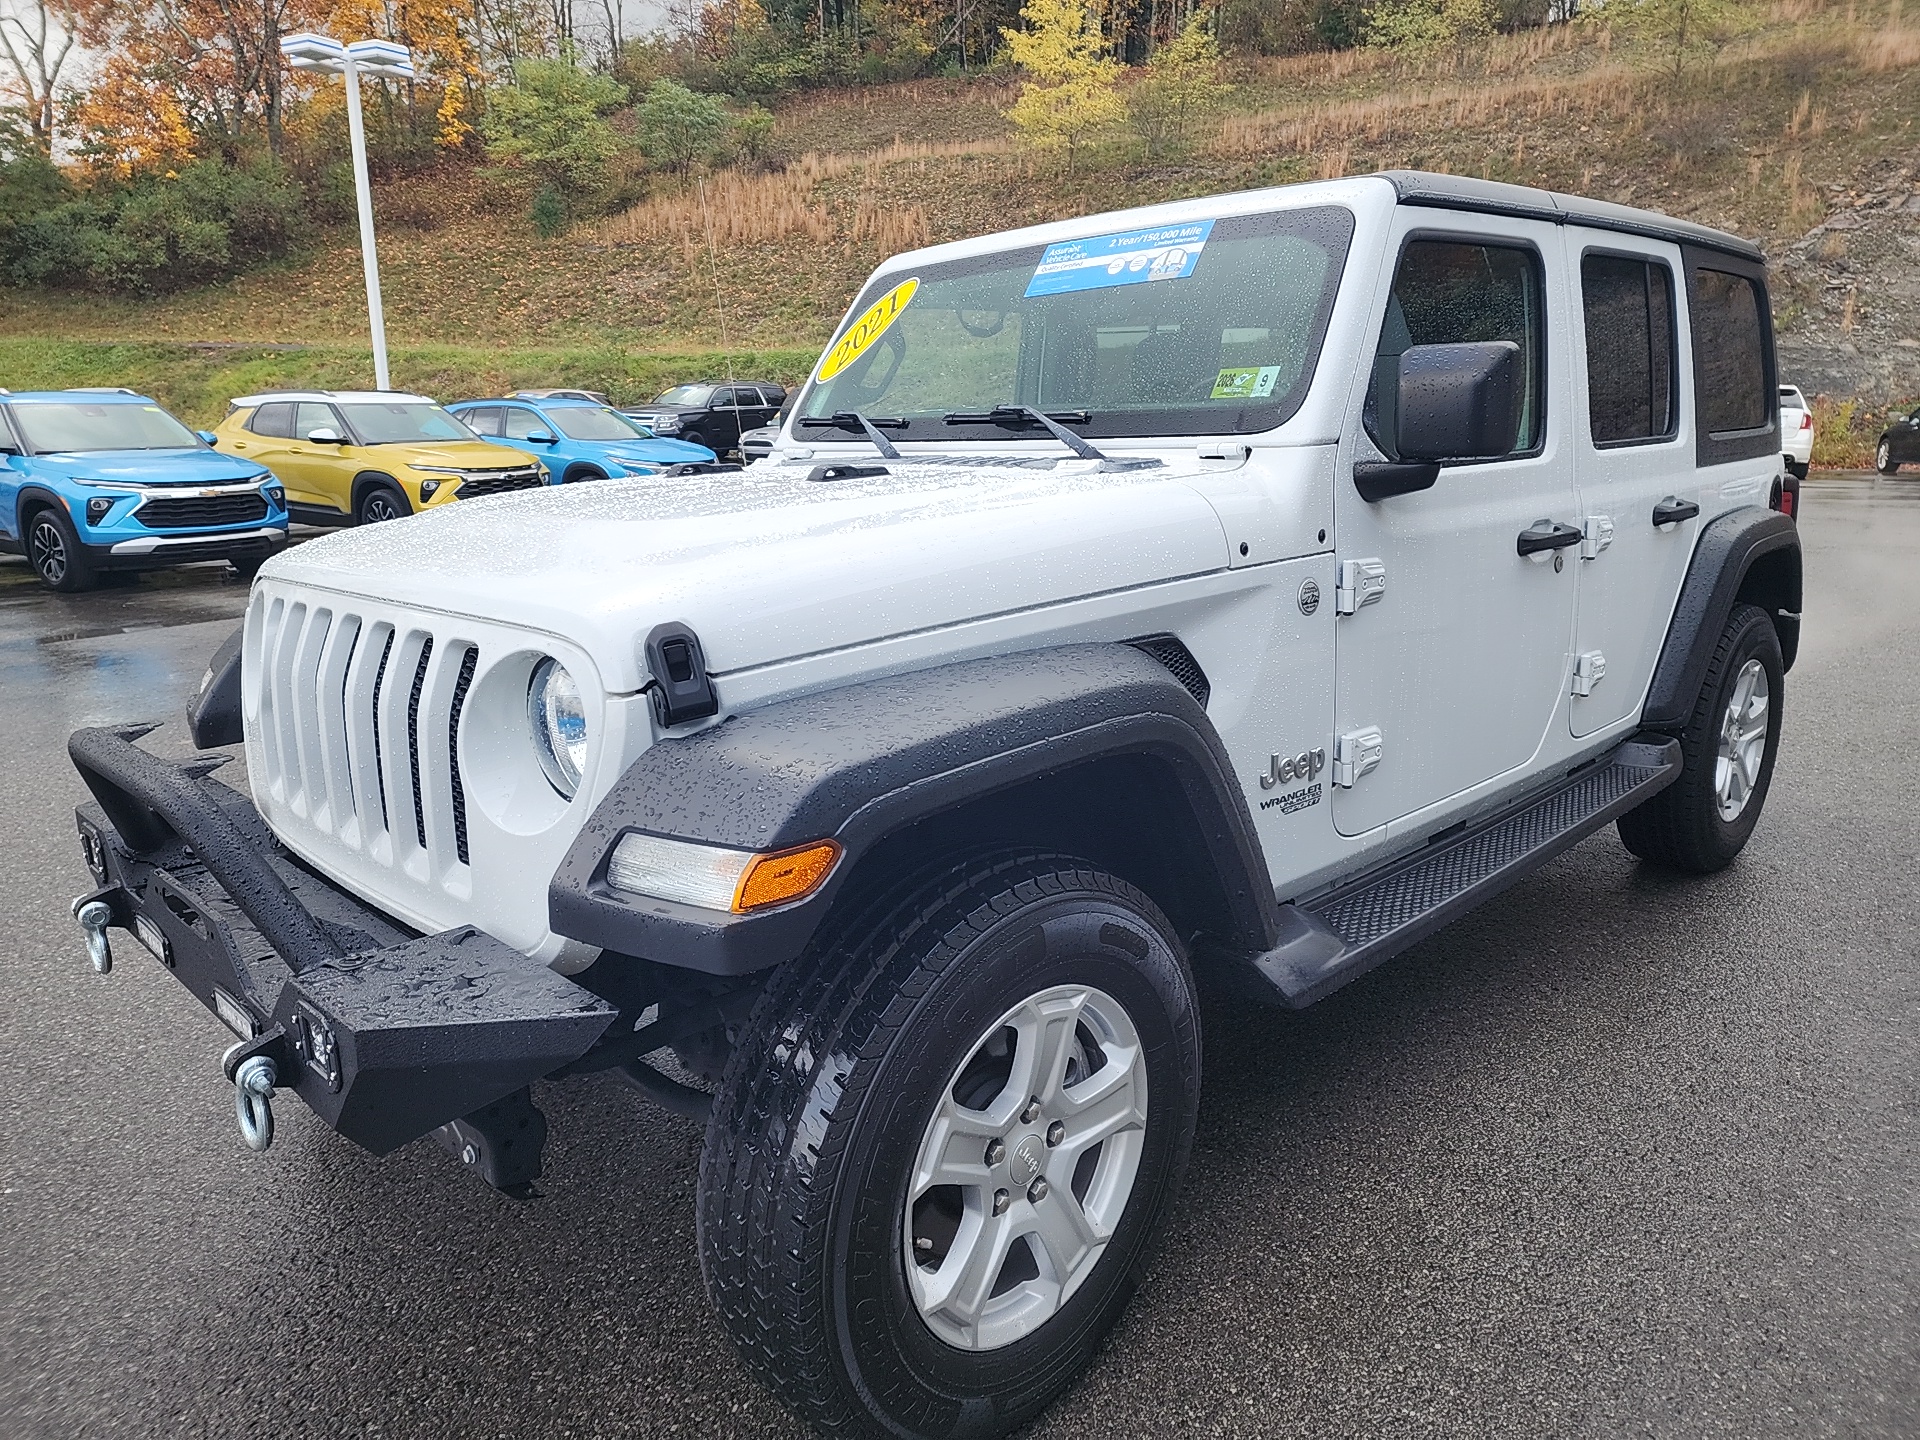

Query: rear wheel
[699,852,1200,1439]
[1877,439,1899,475]
[1618,602,1783,873]
[355,482,409,525]
[25,506,97,592]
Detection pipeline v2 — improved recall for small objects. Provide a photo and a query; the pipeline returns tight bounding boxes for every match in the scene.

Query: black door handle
[1516,519,1583,556]
[1652,496,1700,526]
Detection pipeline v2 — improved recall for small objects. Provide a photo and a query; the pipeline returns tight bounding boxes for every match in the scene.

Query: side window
[711,389,738,409]
[249,402,294,439]
[294,402,339,440]
[1367,239,1543,460]
[1580,253,1676,446]
[1692,268,1767,435]
[464,407,502,437]
[500,406,546,441]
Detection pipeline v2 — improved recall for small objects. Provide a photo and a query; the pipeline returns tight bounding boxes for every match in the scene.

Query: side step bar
[1251,737,1682,1008]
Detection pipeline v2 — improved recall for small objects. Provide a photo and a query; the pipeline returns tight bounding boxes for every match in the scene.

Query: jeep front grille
[251,593,477,882]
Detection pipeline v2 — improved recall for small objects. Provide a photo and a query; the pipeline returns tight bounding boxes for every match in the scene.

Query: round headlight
[527,657,587,798]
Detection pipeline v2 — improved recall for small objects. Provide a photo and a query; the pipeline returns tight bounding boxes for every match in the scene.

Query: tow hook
[233,1055,278,1151]
[72,896,114,974]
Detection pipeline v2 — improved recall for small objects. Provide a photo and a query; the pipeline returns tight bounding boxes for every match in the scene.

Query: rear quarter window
[1685,251,1777,466]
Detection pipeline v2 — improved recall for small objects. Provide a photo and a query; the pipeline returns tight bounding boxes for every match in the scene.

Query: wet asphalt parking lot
[1,479,1916,1439]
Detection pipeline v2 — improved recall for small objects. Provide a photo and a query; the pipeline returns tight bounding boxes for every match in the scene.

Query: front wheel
[699,853,1200,1439]
[355,483,409,525]
[26,506,97,592]
[1618,602,1783,873]
[1877,439,1899,475]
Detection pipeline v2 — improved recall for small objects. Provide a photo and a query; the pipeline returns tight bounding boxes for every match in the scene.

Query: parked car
[739,396,795,464]
[65,174,1802,1440]
[0,388,286,592]
[448,395,717,481]
[620,382,785,457]
[1875,402,1920,474]
[1778,384,1812,481]
[514,387,611,405]
[213,391,547,526]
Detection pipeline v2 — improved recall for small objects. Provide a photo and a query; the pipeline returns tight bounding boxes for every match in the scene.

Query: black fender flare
[548,644,1279,976]
[350,471,405,513]
[13,482,72,539]
[1643,505,1801,732]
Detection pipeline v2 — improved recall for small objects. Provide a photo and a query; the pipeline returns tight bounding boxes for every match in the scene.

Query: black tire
[24,505,97,592]
[1876,439,1899,476]
[679,429,709,455]
[355,482,409,525]
[1618,602,1783,873]
[699,852,1200,1440]
[562,464,606,484]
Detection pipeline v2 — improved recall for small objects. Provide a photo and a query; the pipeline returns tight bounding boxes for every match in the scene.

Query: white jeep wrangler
[69,172,1800,1439]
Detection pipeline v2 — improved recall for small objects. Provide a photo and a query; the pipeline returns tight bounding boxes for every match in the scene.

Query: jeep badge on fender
[62,172,1798,1440]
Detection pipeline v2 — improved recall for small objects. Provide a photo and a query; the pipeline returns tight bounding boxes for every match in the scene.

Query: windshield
[12,401,200,453]
[653,385,713,407]
[548,406,650,441]
[339,402,475,445]
[798,206,1354,442]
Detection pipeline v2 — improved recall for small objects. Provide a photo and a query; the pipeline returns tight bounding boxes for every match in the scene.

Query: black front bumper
[86,528,287,573]
[70,726,617,1159]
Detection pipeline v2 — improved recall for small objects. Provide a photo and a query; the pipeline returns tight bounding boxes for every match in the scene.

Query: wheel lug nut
[1028,1177,1049,1203]
[992,1188,1011,1216]
[1020,1096,1041,1124]
[1046,1120,1064,1147]
[984,1138,1005,1167]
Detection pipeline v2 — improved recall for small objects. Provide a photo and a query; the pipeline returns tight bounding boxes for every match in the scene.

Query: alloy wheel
[904,982,1148,1352]
[1715,657,1770,821]
[362,494,401,523]
[1878,440,1893,472]
[28,516,67,585]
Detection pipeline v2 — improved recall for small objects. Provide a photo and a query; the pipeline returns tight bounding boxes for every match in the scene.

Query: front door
[1332,218,1581,837]
[1566,238,1699,737]
[275,401,355,515]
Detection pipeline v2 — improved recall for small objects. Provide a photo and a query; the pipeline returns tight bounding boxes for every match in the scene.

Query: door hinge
[1572,651,1607,697]
[1581,515,1614,560]
[1335,557,1387,615]
[1332,727,1383,787]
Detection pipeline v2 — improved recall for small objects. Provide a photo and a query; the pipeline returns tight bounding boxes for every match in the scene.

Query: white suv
[1779,382,1812,479]
[68,172,1801,1440]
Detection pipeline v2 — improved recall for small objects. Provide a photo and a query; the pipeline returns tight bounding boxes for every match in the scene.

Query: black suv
[620,383,784,457]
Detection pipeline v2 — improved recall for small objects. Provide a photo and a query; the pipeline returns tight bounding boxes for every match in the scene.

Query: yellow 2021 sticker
[816,277,919,383]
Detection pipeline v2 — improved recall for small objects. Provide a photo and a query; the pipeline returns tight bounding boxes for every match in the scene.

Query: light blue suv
[447,394,718,482]
[0,389,287,592]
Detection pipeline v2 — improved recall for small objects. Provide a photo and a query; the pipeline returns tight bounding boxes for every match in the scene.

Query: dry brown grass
[1854,25,1920,68]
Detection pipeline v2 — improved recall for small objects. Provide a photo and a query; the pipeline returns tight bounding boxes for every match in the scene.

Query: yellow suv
[213,390,548,526]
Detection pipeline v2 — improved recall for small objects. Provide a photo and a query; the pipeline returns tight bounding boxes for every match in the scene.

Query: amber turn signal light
[735,840,842,912]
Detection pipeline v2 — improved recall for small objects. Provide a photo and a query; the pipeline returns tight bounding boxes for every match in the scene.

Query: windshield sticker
[816,277,919,383]
[1025,220,1214,299]
[1210,366,1282,400]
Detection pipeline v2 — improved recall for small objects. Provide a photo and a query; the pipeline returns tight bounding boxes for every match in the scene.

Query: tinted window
[249,402,295,439]
[1581,254,1676,445]
[1692,268,1767,434]
[500,406,548,441]
[11,401,201,453]
[295,402,339,440]
[1367,240,1543,459]
[462,406,502,437]
[655,385,713,407]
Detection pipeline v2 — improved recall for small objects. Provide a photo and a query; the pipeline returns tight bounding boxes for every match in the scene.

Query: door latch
[1332,727,1384,787]
[1572,651,1607,697]
[1580,515,1614,560]
[1334,558,1387,615]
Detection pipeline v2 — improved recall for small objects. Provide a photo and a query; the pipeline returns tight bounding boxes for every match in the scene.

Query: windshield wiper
[797,411,904,460]
[942,405,1157,471]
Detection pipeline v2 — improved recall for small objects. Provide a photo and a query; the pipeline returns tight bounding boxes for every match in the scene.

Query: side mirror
[527,431,557,445]
[1396,341,1523,462]
[196,430,218,446]
[306,427,344,445]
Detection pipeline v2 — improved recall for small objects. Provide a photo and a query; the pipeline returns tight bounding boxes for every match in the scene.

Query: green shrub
[482,58,631,193]
[530,185,570,237]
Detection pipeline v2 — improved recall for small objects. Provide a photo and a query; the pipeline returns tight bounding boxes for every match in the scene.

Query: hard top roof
[230,390,435,406]
[2,388,158,403]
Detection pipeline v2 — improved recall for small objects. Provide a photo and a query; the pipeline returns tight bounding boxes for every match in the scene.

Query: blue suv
[1,389,287,592]
[448,395,718,482]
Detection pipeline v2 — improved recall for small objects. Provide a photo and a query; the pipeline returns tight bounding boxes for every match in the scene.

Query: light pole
[280,33,415,391]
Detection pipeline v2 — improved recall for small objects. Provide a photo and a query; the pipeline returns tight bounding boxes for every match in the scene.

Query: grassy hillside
[1,4,1913,445]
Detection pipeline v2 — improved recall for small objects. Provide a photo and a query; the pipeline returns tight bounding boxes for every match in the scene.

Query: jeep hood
[262,458,1232,692]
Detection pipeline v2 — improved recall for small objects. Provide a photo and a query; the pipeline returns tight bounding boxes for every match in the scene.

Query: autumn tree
[1128,11,1228,159]
[481,55,629,191]
[1002,0,1125,172]
[637,77,727,172]
[1363,0,1495,55]
[0,0,79,152]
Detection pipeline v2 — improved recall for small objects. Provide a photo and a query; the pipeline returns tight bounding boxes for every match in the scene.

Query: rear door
[708,389,747,450]
[1332,215,1581,836]
[231,402,301,499]
[1566,238,1697,737]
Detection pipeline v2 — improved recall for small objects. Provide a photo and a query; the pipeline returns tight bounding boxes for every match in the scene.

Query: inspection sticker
[1211,366,1282,400]
[1024,220,1214,298]
[816,277,919,382]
